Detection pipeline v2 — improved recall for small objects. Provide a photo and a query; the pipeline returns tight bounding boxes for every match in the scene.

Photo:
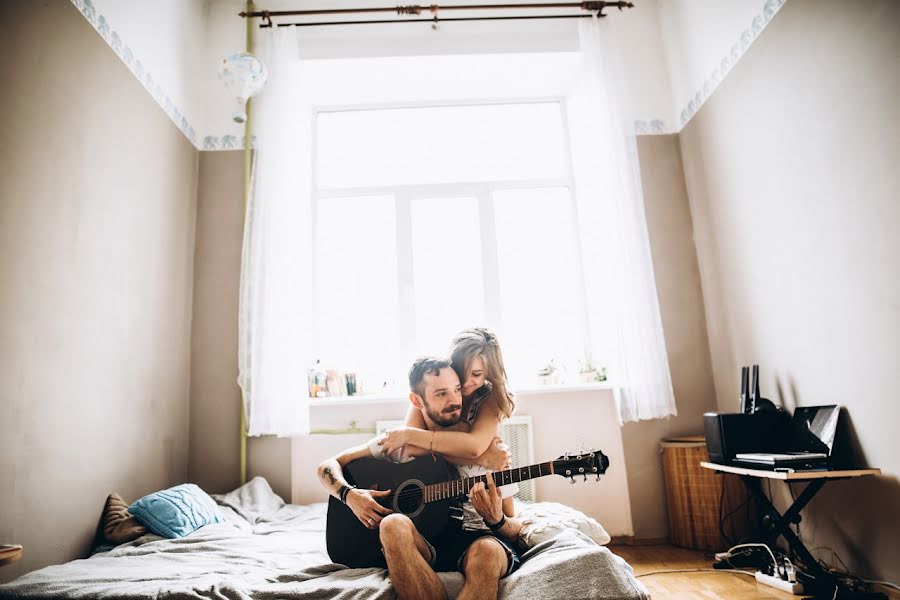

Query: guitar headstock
[553,449,610,482]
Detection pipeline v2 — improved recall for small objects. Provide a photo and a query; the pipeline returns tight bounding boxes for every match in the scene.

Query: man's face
[418,367,463,428]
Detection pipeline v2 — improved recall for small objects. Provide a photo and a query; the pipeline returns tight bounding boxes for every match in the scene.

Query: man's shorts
[423,526,521,577]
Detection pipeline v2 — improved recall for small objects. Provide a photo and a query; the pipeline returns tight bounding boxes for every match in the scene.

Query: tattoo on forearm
[322,466,337,486]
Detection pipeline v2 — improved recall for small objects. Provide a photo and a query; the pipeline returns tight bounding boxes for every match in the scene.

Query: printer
[704,411,790,465]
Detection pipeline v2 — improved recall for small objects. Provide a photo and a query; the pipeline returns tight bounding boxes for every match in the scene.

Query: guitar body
[326,455,461,568]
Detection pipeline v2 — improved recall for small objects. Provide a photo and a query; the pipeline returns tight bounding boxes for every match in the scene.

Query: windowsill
[309,381,615,407]
[513,381,616,396]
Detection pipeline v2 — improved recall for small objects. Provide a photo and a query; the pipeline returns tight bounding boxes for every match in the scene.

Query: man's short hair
[408,356,452,399]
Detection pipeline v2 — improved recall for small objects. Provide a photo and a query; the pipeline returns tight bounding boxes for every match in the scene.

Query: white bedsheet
[0,478,648,600]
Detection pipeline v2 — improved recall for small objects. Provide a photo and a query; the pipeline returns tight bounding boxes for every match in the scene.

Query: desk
[701,462,882,599]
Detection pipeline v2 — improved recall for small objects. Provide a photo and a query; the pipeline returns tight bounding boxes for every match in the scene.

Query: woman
[378,327,518,518]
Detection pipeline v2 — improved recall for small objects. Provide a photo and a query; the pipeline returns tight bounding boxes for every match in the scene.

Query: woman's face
[462,354,486,398]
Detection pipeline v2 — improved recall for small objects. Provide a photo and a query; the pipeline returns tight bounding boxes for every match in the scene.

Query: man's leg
[380,513,446,600]
[457,537,508,600]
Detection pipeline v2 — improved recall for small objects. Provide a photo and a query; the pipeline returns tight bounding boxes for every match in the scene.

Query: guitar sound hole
[395,482,424,516]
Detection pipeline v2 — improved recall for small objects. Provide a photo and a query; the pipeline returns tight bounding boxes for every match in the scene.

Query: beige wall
[623,135,717,539]
[680,0,900,582]
[188,151,242,494]
[0,1,198,583]
[188,150,293,501]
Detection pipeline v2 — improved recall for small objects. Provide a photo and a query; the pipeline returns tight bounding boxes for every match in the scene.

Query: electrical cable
[721,495,751,524]
[722,543,781,577]
[718,476,733,547]
[862,579,900,592]
[787,481,802,546]
[810,545,850,573]
[813,555,900,595]
[728,543,779,571]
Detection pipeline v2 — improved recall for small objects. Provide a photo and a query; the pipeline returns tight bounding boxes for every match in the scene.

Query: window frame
[311,97,596,385]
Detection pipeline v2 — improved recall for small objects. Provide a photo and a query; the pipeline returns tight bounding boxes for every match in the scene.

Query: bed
[0,478,649,600]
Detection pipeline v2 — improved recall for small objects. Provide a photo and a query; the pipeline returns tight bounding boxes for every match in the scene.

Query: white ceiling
[69,0,786,150]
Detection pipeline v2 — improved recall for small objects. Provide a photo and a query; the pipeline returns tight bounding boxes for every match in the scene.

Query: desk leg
[781,478,826,526]
[739,476,831,582]
[730,474,886,600]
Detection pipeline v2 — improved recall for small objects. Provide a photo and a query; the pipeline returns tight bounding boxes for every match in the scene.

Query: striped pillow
[129,483,223,539]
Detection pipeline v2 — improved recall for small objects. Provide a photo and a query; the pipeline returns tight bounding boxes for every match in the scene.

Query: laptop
[732,405,840,470]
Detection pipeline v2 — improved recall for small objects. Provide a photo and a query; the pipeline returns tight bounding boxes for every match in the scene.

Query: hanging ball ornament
[218,52,268,124]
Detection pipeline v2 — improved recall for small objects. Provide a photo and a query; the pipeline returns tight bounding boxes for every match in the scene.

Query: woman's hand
[345,488,393,529]
[469,471,503,526]
[378,427,415,456]
[478,437,512,471]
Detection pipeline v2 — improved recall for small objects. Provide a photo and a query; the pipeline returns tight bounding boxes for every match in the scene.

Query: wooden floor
[608,544,899,600]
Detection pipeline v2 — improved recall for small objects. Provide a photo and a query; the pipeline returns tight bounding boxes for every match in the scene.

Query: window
[313,101,593,394]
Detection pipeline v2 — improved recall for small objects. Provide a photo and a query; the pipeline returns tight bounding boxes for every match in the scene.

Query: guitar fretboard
[424,461,555,503]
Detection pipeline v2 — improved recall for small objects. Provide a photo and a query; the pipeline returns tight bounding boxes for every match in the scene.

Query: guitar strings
[388,466,553,504]
[387,474,502,504]
[377,459,594,506]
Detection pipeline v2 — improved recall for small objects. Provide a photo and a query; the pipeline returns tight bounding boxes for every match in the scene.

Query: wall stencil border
[69,0,200,148]
[678,0,786,128]
[635,119,669,135]
[202,135,258,151]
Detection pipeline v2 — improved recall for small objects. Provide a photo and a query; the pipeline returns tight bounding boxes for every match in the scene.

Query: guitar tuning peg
[583,474,587,482]
[595,475,601,482]
[569,477,576,485]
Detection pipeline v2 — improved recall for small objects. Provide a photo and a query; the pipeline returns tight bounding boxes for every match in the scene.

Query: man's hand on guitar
[478,437,512,471]
[469,471,503,526]
[346,488,393,529]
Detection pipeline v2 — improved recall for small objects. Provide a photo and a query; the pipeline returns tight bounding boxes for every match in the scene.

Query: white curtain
[567,18,676,422]
[238,28,313,436]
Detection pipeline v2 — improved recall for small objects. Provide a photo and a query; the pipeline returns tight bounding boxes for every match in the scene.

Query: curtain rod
[240,2,634,28]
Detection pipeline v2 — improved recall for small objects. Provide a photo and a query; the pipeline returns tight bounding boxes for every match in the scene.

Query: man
[317,357,524,600]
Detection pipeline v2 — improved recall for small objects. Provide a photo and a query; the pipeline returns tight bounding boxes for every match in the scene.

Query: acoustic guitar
[326,449,610,568]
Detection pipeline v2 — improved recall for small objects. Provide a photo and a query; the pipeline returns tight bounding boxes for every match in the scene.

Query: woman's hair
[449,327,515,419]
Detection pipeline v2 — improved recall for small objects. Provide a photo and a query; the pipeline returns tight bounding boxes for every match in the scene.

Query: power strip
[755,571,804,595]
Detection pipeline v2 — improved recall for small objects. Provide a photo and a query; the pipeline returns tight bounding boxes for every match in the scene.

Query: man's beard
[425,403,462,428]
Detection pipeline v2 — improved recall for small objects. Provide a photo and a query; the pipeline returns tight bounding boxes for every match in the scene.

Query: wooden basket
[661,436,754,551]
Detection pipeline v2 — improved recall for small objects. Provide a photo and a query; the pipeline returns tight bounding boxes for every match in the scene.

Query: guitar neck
[423,462,555,504]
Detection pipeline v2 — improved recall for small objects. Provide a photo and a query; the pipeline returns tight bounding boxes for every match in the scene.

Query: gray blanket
[0,478,648,600]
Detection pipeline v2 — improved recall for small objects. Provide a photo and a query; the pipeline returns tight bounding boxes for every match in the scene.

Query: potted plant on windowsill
[577,356,607,383]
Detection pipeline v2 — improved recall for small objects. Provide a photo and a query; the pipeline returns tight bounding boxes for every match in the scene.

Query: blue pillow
[129,483,223,539]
